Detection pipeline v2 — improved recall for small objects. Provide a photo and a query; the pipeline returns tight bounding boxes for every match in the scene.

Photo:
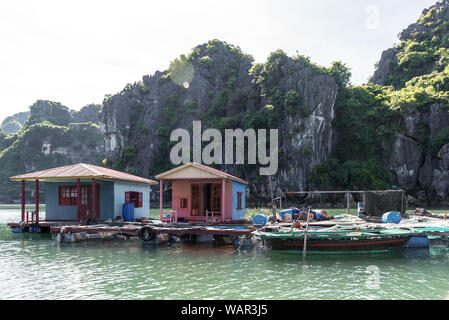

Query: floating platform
[43,221,253,245]
[8,220,78,233]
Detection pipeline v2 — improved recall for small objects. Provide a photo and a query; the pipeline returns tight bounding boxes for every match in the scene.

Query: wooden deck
[48,222,254,237]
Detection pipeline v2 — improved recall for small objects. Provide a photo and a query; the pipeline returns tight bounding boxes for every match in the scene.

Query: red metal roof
[10,163,158,185]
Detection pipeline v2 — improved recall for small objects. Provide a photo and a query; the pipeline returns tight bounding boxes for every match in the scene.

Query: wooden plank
[284,190,404,194]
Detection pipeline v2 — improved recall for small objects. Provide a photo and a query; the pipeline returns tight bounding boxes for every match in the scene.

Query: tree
[328,61,352,88]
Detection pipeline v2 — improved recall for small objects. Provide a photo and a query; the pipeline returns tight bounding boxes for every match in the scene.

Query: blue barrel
[122,203,135,222]
[405,236,430,249]
[252,214,268,226]
[11,227,23,233]
[382,211,401,224]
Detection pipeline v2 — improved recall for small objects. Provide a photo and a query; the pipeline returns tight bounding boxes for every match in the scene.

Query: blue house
[10,163,158,223]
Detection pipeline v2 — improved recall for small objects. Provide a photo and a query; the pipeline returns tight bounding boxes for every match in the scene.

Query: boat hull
[266,237,410,252]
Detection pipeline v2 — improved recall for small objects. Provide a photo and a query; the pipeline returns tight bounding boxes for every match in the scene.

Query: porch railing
[26,211,38,223]
[160,209,178,224]
[205,210,223,223]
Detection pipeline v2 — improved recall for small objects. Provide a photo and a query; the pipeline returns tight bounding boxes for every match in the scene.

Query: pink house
[155,163,248,223]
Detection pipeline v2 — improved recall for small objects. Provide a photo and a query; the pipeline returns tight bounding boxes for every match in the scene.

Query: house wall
[225,180,233,220]
[171,179,237,221]
[113,182,150,219]
[171,180,192,219]
[232,181,246,220]
[45,180,114,221]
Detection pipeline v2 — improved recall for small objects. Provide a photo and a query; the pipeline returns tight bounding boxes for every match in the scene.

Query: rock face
[432,144,449,200]
[371,1,449,205]
[387,133,423,191]
[0,101,105,202]
[72,104,102,124]
[101,40,338,203]
[371,0,449,86]
[370,48,398,86]
[1,111,30,135]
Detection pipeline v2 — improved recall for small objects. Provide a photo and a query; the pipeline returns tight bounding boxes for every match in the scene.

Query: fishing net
[363,191,407,217]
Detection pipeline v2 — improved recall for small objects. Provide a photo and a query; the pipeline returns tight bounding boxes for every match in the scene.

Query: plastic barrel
[252,214,268,226]
[382,211,401,224]
[122,203,135,222]
[405,236,430,249]
[11,227,22,233]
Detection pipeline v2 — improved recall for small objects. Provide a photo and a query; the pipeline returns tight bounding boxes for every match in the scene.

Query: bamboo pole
[401,191,405,215]
[35,179,39,223]
[302,207,311,261]
[346,191,350,215]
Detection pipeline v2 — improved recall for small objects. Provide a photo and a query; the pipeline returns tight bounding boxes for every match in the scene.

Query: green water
[1,208,449,300]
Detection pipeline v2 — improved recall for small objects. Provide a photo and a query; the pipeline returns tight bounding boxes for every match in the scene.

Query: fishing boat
[253,227,428,253]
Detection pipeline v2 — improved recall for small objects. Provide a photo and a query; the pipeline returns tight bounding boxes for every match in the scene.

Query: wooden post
[91,178,96,219]
[21,180,25,222]
[160,180,163,220]
[222,179,226,222]
[269,175,273,204]
[303,207,311,262]
[35,179,39,223]
[76,179,81,222]
[272,204,277,224]
[346,191,350,215]
[363,192,366,210]
[401,191,405,215]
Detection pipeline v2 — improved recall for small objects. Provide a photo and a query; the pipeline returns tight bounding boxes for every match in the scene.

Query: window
[180,198,188,208]
[237,192,243,210]
[125,191,143,208]
[59,186,78,206]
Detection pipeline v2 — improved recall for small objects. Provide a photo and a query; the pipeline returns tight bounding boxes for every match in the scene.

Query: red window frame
[59,186,78,206]
[125,191,143,208]
[180,198,188,209]
[237,192,243,210]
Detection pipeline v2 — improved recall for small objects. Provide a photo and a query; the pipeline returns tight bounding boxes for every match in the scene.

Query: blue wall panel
[231,181,246,220]
[44,180,115,221]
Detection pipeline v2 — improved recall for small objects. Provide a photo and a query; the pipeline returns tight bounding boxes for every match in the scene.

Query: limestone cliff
[101,41,338,203]
[370,0,449,206]
[0,100,104,202]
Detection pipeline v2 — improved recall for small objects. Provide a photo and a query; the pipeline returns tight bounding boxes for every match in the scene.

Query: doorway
[191,183,221,217]
[79,185,100,220]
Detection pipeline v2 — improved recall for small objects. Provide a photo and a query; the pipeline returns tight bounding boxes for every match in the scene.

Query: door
[191,184,200,216]
[80,185,100,220]
[210,184,221,214]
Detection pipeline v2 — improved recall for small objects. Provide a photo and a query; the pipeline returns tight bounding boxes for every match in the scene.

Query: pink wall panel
[170,179,235,221]
[172,180,191,218]
[226,180,233,220]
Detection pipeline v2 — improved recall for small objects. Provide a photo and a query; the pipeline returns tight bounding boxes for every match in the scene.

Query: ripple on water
[1,209,449,299]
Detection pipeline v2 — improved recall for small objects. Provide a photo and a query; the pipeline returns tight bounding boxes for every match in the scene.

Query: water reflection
[1,208,449,300]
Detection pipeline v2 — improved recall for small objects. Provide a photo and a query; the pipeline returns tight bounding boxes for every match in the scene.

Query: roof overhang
[10,176,158,185]
[155,163,248,185]
[10,163,159,185]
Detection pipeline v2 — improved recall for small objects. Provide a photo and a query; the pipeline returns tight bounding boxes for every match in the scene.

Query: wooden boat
[253,227,426,253]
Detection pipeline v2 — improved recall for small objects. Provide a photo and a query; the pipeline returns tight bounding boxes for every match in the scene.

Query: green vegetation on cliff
[0,101,104,202]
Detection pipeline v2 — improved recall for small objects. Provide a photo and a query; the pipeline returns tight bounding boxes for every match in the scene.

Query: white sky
[0,0,438,123]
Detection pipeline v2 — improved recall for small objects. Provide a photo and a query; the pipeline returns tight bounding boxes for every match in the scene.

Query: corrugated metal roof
[155,162,248,184]
[10,163,158,185]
